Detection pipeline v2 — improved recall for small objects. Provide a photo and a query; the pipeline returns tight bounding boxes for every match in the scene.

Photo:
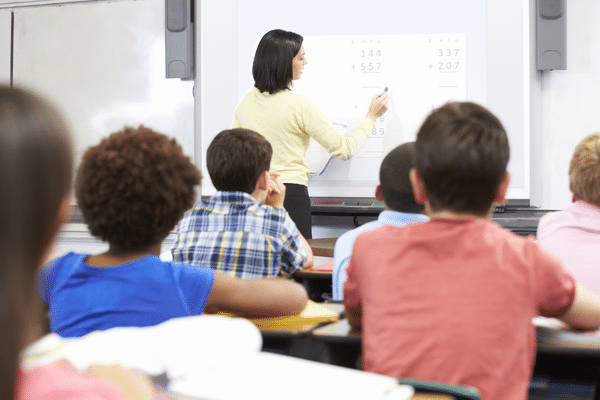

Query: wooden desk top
[257,302,344,335]
[312,318,360,343]
[293,268,333,279]
[307,237,336,258]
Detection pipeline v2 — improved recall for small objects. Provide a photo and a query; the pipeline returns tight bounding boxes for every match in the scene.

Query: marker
[380,87,388,96]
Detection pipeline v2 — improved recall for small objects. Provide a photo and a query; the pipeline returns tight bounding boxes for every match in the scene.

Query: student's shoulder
[274,90,317,111]
[44,252,86,272]
[336,219,385,248]
[351,223,415,251]
[484,220,552,260]
[167,260,216,284]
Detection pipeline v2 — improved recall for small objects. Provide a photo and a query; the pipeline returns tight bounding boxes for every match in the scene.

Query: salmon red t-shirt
[345,218,575,400]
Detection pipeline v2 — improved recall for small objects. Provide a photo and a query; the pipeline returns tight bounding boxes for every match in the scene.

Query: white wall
[536,2,600,210]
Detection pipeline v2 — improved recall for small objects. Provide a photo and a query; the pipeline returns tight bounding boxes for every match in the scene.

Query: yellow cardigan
[232,87,374,186]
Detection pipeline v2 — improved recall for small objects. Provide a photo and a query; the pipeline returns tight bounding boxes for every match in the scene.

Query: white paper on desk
[305,123,347,176]
[171,351,412,400]
[22,315,262,378]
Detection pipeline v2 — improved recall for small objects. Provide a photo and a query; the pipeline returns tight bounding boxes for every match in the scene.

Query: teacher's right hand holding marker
[367,88,390,122]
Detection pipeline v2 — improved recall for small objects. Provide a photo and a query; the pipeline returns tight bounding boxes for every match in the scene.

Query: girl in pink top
[538,132,600,296]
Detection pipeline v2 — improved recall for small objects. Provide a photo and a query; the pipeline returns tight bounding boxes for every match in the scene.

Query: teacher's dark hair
[253,29,303,94]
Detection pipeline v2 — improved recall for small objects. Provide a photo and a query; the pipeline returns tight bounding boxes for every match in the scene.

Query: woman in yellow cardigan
[233,29,389,238]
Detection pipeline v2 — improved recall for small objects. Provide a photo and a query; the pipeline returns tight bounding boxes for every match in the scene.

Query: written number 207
[439,62,459,70]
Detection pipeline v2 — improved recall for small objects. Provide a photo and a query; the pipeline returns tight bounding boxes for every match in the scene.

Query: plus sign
[351,64,356,70]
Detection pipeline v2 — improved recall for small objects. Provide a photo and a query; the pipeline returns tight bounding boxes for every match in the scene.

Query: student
[0,86,162,399]
[171,128,313,279]
[41,126,308,338]
[344,102,600,400]
[537,132,600,296]
[332,142,429,300]
[233,29,389,238]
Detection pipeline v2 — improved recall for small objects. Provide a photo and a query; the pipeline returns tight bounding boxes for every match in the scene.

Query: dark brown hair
[207,128,272,194]
[75,126,201,250]
[380,142,424,213]
[253,29,303,94]
[0,86,73,399]
[415,102,510,215]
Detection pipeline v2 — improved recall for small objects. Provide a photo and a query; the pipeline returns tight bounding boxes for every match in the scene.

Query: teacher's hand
[366,93,389,122]
[265,172,286,209]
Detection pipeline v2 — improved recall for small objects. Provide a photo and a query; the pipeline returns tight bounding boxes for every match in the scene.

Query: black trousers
[283,183,312,239]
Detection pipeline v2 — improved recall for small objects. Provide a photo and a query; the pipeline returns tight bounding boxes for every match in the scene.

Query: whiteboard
[12,0,194,165]
[199,0,533,201]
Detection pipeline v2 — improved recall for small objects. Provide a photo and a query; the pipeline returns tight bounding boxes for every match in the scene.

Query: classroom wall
[534,2,600,211]
[6,0,599,251]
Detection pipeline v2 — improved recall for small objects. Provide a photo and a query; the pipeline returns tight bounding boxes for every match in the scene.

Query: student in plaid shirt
[171,128,313,279]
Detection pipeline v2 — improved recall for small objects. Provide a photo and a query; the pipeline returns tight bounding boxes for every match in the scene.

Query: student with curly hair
[40,126,308,338]
[537,132,600,296]
[171,128,313,279]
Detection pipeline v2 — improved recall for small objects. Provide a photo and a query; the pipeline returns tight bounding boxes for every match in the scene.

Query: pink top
[537,200,600,296]
[16,361,124,400]
[345,219,575,400]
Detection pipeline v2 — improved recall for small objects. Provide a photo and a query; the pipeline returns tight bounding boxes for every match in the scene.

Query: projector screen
[198,0,532,202]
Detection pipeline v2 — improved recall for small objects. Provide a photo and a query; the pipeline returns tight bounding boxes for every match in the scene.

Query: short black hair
[75,126,201,250]
[379,142,424,213]
[207,128,272,194]
[253,29,303,94]
[415,102,510,215]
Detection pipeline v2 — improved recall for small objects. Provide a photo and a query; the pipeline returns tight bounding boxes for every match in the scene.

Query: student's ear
[256,170,270,192]
[494,172,511,205]
[409,168,428,204]
[374,185,384,202]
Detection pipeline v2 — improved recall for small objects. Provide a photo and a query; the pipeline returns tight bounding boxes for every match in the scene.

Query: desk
[307,237,337,258]
[293,263,334,302]
[259,303,344,358]
[311,318,600,399]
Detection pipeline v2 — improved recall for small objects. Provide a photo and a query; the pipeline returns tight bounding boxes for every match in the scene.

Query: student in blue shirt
[332,142,429,300]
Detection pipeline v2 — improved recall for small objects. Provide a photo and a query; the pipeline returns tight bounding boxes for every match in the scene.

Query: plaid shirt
[171,192,309,279]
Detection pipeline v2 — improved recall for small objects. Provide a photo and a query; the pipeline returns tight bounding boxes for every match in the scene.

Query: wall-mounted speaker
[537,0,566,70]
[165,0,193,79]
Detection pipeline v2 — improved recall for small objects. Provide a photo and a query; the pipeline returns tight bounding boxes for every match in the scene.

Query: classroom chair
[397,378,481,400]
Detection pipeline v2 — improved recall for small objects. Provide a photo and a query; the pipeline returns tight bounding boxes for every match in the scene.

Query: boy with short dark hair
[344,102,600,400]
[171,128,313,279]
[332,142,428,300]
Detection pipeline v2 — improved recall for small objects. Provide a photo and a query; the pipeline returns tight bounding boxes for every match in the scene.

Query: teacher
[233,29,389,239]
